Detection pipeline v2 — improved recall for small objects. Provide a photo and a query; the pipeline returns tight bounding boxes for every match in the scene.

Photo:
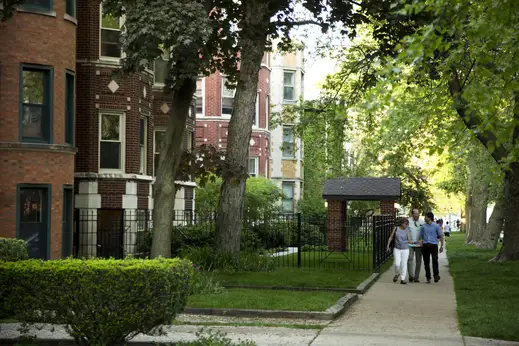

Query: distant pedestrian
[456,219,460,230]
[407,208,424,283]
[387,218,418,284]
[420,212,444,284]
[444,222,451,237]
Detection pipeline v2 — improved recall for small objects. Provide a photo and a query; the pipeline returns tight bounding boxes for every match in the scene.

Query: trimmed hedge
[0,258,193,345]
[0,238,29,262]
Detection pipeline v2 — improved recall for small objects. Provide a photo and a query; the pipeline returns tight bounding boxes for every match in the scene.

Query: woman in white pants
[386,218,416,284]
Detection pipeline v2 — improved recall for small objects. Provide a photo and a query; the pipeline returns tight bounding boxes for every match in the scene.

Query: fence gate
[97,209,124,258]
[372,214,395,271]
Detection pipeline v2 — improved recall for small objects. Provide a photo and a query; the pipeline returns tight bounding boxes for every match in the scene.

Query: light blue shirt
[420,222,443,245]
[408,218,424,247]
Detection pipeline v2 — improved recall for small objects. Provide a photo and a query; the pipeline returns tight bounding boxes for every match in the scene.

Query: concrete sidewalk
[311,247,463,345]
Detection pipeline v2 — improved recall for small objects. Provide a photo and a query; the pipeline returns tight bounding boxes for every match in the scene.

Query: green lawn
[187,288,345,311]
[447,233,519,341]
[215,267,370,289]
[277,250,373,270]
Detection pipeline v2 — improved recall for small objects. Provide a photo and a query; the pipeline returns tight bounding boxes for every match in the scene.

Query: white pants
[393,248,410,281]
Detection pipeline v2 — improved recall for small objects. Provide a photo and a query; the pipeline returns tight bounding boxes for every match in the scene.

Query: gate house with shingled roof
[323,177,401,252]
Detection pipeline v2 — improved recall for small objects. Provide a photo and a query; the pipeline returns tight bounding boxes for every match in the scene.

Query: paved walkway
[311,246,463,345]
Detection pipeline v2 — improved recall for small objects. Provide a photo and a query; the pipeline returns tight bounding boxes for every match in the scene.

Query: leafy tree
[196,177,282,220]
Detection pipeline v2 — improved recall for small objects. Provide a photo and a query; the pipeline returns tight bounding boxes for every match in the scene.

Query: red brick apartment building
[195,55,272,178]
[0,0,271,259]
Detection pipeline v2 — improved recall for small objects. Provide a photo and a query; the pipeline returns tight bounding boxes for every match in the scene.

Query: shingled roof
[323,177,401,201]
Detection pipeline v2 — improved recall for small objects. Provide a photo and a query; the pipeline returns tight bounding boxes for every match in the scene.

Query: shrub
[240,229,263,252]
[301,245,329,252]
[251,222,287,249]
[181,246,275,272]
[190,270,225,295]
[180,329,256,346]
[1,258,193,345]
[0,238,29,262]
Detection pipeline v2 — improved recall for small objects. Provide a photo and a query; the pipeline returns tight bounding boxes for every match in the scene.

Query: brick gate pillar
[327,200,347,252]
[380,200,397,218]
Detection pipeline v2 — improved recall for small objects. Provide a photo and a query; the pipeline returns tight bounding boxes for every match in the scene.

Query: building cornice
[74,172,197,187]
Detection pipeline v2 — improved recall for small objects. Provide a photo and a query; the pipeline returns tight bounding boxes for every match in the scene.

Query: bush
[251,222,287,249]
[181,246,275,272]
[240,229,263,252]
[180,329,256,346]
[190,270,225,295]
[301,245,329,252]
[0,238,29,262]
[1,258,193,345]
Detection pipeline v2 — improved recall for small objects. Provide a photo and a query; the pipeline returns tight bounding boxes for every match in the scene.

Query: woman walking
[386,218,417,284]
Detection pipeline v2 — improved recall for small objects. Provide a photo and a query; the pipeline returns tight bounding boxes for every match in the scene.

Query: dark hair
[426,212,434,220]
[446,221,449,224]
[398,217,409,226]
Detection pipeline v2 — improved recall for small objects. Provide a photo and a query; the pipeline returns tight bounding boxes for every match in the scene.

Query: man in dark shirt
[420,212,444,283]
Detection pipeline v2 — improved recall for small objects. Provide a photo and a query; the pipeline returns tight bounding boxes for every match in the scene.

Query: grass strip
[447,233,519,342]
[187,288,345,311]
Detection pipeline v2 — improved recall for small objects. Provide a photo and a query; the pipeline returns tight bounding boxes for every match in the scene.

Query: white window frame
[98,111,125,173]
[195,78,205,116]
[99,3,125,61]
[282,181,295,213]
[221,76,235,117]
[282,125,295,158]
[283,70,296,102]
[139,116,147,175]
[265,157,269,177]
[253,92,259,128]
[153,47,170,86]
[153,128,166,177]
[249,157,259,177]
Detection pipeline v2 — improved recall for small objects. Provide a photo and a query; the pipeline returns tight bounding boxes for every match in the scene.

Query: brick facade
[327,200,347,252]
[380,200,397,218]
[195,57,271,177]
[0,0,77,259]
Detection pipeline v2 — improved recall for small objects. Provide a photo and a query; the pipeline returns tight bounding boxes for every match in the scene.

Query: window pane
[222,97,233,115]
[100,142,121,169]
[20,188,43,223]
[140,146,145,173]
[284,72,294,86]
[154,57,168,84]
[195,79,203,113]
[23,70,45,104]
[65,73,74,144]
[154,153,160,175]
[101,114,120,140]
[154,131,165,154]
[249,158,256,175]
[101,14,120,29]
[66,0,74,16]
[282,183,294,198]
[101,29,121,57]
[139,118,145,145]
[222,78,235,98]
[22,106,43,139]
[283,86,294,101]
[23,0,51,8]
[282,200,294,213]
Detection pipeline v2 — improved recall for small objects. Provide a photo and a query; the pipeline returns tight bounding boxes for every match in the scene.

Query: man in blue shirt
[420,212,444,283]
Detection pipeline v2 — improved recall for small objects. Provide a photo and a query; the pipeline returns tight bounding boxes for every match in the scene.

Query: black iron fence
[73,209,394,272]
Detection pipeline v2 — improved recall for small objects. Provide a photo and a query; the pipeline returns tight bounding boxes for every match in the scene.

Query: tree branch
[461,59,476,90]
[271,20,326,28]
[448,68,509,164]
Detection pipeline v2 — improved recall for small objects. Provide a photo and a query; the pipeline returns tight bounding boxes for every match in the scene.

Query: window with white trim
[282,126,295,158]
[100,6,123,59]
[139,117,147,175]
[153,129,165,176]
[265,157,269,177]
[221,77,235,116]
[195,79,204,115]
[99,113,124,171]
[248,157,258,177]
[282,182,294,213]
[283,71,295,102]
[154,47,170,85]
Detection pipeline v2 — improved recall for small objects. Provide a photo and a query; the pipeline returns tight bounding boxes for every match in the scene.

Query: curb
[184,293,358,320]
[223,285,356,293]
[463,336,519,346]
[356,272,380,294]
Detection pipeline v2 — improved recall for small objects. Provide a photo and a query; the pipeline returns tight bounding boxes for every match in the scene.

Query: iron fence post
[372,215,377,272]
[297,212,302,268]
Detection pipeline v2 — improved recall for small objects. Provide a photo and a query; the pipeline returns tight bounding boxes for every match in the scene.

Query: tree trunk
[151,78,196,258]
[215,1,269,258]
[467,155,489,247]
[494,163,519,261]
[485,193,506,250]
[465,159,474,244]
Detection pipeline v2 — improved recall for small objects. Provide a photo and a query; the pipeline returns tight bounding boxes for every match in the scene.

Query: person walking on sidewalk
[387,218,418,285]
[420,212,444,284]
[407,208,424,283]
